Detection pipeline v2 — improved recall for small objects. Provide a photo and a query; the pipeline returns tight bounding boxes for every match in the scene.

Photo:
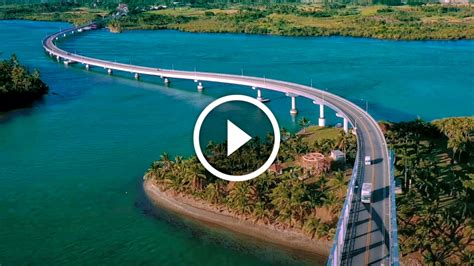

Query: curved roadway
[43,24,392,265]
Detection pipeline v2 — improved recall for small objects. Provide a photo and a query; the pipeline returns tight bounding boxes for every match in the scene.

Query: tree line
[0,55,48,112]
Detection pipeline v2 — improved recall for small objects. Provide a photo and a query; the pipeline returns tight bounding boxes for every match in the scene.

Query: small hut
[330,150,345,162]
[300,152,331,176]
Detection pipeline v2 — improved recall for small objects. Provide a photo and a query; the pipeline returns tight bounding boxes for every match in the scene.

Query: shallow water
[0,20,472,265]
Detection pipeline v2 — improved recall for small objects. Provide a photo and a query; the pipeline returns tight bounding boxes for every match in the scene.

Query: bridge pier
[319,104,326,127]
[257,88,263,101]
[197,82,204,91]
[343,117,349,133]
[134,73,140,80]
[163,77,170,85]
[290,96,297,115]
[107,68,112,75]
[56,55,60,62]
[85,64,90,70]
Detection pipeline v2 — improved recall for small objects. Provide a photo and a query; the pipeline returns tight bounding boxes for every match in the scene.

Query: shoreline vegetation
[0,54,48,112]
[144,125,356,258]
[1,3,473,40]
[143,180,331,258]
[145,118,473,264]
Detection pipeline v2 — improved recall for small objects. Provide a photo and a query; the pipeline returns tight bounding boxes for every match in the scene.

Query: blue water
[0,20,473,265]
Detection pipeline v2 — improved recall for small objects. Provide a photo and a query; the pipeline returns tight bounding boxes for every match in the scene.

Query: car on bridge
[361,183,372,204]
[365,155,372,165]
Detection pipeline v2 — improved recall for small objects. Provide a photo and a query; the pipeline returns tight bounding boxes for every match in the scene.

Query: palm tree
[303,216,321,239]
[281,127,291,141]
[227,182,257,215]
[271,179,293,225]
[298,117,310,133]
[253,201,271,224]
[204,183,221,204]
[328,170,346,200]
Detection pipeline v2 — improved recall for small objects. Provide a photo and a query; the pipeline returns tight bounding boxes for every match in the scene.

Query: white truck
[361,183,372,204]
[365,155,371,165]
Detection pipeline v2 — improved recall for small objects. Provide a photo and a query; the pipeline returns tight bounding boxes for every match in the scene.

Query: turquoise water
[0,20,473,265]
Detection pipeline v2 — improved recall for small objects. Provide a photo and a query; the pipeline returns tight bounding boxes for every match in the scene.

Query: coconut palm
[253,201,271,224]
[298,117,310,133]
[204,183,221,204]
[303,216,321,239]
[227,182,257,215]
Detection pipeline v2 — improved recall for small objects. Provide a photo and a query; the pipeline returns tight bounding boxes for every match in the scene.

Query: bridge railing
[327,143,360,266]
[389,150,400,265]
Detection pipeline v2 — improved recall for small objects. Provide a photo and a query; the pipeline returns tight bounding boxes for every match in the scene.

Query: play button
[193,95,280,182]
[227,120,252,156]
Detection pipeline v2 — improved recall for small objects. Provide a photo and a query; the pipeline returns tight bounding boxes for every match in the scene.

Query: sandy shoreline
[143,179,331,259]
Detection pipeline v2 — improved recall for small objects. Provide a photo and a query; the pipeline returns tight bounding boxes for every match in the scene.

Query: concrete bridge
[43,24,399,265]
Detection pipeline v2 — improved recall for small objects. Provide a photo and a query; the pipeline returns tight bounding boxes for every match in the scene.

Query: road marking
[358,121,376,266]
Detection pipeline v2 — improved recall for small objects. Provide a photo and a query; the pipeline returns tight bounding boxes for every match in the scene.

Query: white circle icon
[193,95,281,182]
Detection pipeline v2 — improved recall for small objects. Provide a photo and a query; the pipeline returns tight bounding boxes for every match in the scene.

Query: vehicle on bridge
[361,183,372,204]
[364,155,372,165]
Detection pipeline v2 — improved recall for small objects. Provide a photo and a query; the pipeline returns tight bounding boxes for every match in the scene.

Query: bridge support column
[107,69,112,75]
[85,64,90,70]
[56,55,60,62]
[290,96,297,115]
[257,88,263,101]
[134,73,140,80]
[197,82,204,91]
[343,117,349,133]
[319,104,326,127]
[163,77,169,85]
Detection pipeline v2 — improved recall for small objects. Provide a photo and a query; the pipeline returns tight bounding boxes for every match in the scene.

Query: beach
[143,179,331,258]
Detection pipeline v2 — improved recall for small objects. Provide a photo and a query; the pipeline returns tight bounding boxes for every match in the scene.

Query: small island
[144,117,473,264]
[0,54,48,112]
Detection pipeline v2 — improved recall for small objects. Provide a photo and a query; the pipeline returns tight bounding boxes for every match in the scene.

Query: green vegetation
[1,3,472,40]
[384,117,473,264]
[0,54,48,112]
[0,3,107,25]
[114,4,474,40]
[145,128,357,240]
[145,117,473,262]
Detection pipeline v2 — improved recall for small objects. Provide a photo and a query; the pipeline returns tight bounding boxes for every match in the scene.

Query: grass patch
[301,126,343,145]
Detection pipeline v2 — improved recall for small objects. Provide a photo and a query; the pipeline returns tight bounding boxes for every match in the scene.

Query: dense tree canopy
[145,129,355,240]
[384,118,473,264]
[0,55,48,112]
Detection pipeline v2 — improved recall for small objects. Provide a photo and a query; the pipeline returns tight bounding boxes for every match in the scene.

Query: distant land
[1,2,473,40]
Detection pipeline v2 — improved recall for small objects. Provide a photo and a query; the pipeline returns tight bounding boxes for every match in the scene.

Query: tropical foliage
[145,129,355,240]
[384,117,473,264]
[110,4,473,40]
[1,3,472,40]
[0,54,48,112]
